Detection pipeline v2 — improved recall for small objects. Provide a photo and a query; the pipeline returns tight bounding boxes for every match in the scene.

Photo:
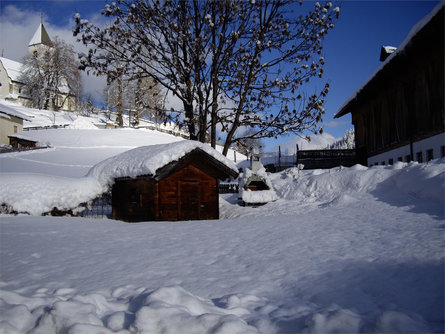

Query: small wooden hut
[108,143,238,222]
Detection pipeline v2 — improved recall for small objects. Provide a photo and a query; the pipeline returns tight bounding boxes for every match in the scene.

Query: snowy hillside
[0,101,246,178]
[0,101,444,334]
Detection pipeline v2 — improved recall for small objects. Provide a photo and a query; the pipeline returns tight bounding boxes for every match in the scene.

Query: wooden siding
[351,52,444,157]
[158,164,219,221]
[112,176,157,222]
[110,147,238,222]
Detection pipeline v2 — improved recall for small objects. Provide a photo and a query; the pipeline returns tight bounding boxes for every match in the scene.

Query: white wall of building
[368,132,445,166]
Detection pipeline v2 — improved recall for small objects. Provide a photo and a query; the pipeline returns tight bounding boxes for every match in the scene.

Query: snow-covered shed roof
[0,100,31,121]
[335,2,444,119]
[29,23,52,47]
[88,141,239,187]
[0,57,24,82]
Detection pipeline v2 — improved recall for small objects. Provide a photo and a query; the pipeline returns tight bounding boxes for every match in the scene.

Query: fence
[296,149,359,169]
[79,192,112,218]
[24,124,70,131]
[219,183,239,194]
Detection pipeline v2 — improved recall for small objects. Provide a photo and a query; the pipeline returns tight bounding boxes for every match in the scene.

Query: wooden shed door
[179,181,201,220]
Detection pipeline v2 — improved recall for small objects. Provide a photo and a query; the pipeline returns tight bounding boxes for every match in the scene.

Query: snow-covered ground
[0,102,444,333]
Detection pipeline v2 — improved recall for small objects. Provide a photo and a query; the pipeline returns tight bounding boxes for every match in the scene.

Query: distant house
[0,100,31,146]
[0,23,76,111]
[89,141,239,222]
[335,4,444,166]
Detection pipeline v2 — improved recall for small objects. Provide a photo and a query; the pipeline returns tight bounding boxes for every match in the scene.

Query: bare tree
[20,37,82,111]
[104,71,165,127]
[74,0,339,155]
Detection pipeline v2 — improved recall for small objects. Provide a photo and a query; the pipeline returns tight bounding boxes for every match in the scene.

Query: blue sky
[0,0,440,150]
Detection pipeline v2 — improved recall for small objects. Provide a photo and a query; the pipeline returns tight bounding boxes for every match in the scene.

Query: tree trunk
[116,73,124,127]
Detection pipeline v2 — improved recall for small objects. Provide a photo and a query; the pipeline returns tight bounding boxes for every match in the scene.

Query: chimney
[250,148,262,172]
[380,45,397,62]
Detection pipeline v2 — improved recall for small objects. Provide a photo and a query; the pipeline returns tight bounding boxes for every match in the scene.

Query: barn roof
[335,2,444,119]
[88,141,239,187]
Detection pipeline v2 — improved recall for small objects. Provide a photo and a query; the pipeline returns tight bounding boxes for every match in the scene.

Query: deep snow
[1,161,444,333]
[0,102,444,333]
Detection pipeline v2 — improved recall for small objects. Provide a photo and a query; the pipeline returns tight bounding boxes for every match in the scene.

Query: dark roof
[153,148,239,181]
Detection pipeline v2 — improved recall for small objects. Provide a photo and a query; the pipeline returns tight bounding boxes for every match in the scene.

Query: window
[426,149,434,161]
[398,157,403,162]
[388,158,394,165]
[416,152,423,163]
[13,126,18,133]
[405,155,411,162]
[441,146,445,158]
[381,161,385,165]
[129,188,141,207]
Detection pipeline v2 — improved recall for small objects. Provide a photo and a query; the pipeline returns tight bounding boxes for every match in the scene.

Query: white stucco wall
[0,115,23,145]
[368,132,445,165]
[0,61,11,99]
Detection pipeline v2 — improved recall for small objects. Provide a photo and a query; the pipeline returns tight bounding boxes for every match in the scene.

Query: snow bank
[273,160,445,205]
[88,141,239,188]
[0,173,104,215]
[67,116,99,129]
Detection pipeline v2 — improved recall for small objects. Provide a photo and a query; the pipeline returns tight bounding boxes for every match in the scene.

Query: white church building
[0,23,76,111]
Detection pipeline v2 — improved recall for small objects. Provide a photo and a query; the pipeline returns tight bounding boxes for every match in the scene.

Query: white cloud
[276,132,338,154]
[323,119,349,128]
[0,5,42,61]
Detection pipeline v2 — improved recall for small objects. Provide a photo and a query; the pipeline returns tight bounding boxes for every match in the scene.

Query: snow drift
[0,141,238,215]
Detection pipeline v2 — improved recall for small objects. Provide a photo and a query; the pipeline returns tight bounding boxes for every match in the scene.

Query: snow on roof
[335,2,444,118]
[29,23,52,47]
[0,57,24,82]
[0,100,31,121]
[88,140,239,187]
[7,133,39,142]
[382,45,397,54]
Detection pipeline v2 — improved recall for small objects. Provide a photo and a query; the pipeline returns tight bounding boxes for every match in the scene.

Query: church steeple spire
[28,23,52,49]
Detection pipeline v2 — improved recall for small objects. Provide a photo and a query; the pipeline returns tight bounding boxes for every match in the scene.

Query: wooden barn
[95,141,239,222]
[335,4,444,166]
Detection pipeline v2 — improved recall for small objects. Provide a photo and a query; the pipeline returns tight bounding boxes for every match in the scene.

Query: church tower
[28,23,52,55]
